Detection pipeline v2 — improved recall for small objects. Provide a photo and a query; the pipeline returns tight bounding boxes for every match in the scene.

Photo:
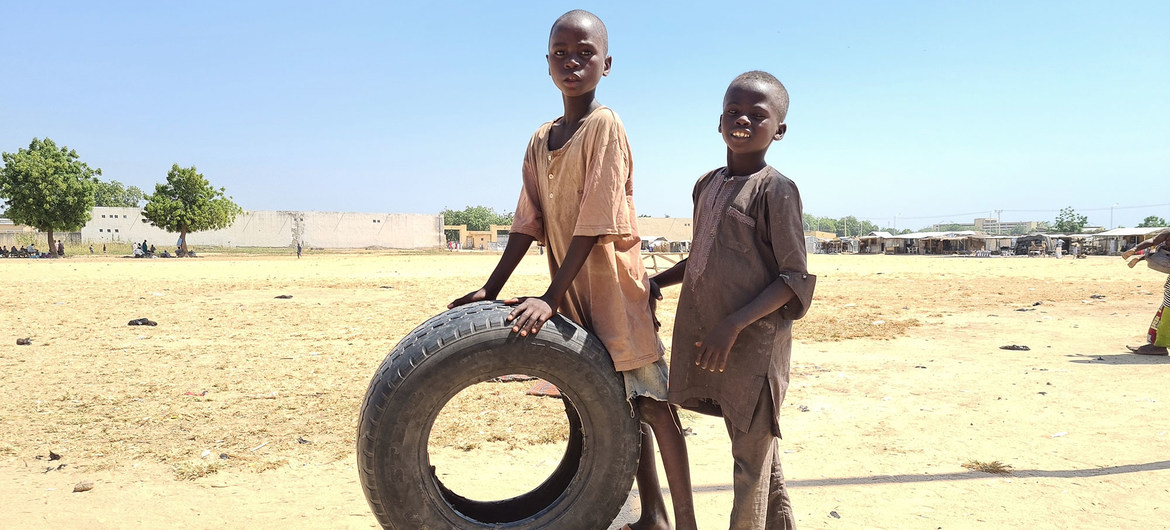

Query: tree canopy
[142,164,242,255]
[94,179,145,207]
[441,205,514,232]
[1137,215,1167,228]
[1053,207,1088,233]
[0,137,100,249]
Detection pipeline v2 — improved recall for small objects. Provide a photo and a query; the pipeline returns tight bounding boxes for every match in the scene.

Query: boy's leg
[764,437,795,529]
[629,422,671,530]
[725,385,795,529]
[636,397,697,530]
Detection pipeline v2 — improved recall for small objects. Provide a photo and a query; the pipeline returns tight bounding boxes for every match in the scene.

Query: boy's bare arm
[647,260,687,328]
[448,233,537,308]
[1136,229,1170,252]
[695,276,796,373]
[506,234,599,335]
[650,259,687,291]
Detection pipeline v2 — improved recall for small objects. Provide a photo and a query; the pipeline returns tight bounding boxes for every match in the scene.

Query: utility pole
[994,209,1003,235]
[1111,203,1118,229]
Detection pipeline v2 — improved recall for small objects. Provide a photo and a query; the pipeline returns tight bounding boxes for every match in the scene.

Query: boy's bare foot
[1127,344,1169,356]
[1127,256,1144,268]
[1122,249,1136,259]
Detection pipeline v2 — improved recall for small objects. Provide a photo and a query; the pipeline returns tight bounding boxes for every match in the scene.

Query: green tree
[94,179,145,207]
[440,205,514,232]
[802,212,818,231]
[1137,215,1167,228]
[142,164,242,255]
[1053,207,1088,233]
[816,217,836,234]
[0,138,100,252]
[837,216,861,237]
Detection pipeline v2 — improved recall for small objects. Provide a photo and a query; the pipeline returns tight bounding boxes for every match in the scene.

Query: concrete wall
[80,207,443,249]
[635,217,694,242]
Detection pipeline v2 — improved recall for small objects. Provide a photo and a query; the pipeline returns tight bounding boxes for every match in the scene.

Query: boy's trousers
[724,384,796,529]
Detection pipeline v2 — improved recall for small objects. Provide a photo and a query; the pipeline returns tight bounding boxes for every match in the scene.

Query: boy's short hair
[551,9,609,54]
[731,70,789,121]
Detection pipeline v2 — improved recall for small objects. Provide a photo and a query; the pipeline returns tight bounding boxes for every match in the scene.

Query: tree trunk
[46,229,55,257]
[179,228,188,256]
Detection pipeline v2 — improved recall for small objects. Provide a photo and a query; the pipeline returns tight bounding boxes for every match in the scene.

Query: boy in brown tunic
[653,71,816,529]
[449,10,696,530]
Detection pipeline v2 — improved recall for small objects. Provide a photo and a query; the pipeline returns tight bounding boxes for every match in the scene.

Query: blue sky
[2,1,1167,230]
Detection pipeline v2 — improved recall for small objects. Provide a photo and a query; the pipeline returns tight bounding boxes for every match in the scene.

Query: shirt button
[548,193,554,199]
[548,174,554,179]
[547,155,552,161]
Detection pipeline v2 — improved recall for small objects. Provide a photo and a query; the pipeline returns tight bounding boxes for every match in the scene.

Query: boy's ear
[717,115,722,133]
[602,55,612,76]
[773,123,787,141]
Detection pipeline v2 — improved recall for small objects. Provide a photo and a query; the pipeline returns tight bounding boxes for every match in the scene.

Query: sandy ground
[1,251,1168,529]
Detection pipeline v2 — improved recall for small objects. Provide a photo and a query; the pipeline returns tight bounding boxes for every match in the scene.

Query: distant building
[83,207,443,249]
[971,218,1040,234]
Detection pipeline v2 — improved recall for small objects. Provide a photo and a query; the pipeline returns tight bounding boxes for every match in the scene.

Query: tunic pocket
[719,207,757,254]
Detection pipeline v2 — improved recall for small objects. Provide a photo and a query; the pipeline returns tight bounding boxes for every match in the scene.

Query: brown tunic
[669,166,816,434]
[510,107,663,371]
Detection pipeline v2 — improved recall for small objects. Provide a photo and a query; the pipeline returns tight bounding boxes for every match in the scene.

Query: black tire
[357,301,640,529]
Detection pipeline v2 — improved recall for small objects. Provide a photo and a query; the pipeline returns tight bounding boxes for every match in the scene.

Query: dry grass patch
[429,380,570,451]
[172,460,223,480]
[962,459,1013,474]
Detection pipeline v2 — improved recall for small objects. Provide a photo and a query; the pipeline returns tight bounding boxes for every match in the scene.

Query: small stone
[73,480,94,493]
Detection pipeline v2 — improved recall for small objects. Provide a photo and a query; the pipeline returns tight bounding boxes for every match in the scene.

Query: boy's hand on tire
[449,288,490,309]
[504,296,555,336]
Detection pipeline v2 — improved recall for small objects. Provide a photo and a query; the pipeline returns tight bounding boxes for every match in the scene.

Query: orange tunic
[510,107,663,371]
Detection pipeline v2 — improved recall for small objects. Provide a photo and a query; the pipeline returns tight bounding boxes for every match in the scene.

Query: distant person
[297,241,303,259]
[1054,238,1063,258]
[102,243,106,253]
[448,10,696,529]
[89,244,94,254]
[1125,229,1170,355]
[57,240,64,257]
[651,70,815,528]
[1071,241,1080,259]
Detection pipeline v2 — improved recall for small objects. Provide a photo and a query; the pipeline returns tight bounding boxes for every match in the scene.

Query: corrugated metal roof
[1091,227,1168,237]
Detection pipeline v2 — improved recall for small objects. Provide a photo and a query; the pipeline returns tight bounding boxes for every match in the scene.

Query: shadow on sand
[689,460,1170,492]
[1067,353,1170,365]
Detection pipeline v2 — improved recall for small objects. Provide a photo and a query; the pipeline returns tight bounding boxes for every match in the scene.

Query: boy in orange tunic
[449,10,695,530]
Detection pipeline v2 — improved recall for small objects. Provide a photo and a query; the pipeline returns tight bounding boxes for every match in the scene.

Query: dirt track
[1,251,1167,528]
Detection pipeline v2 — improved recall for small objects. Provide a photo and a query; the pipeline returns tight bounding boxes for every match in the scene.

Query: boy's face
[547,18,610,98]
[718,80,786,155]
